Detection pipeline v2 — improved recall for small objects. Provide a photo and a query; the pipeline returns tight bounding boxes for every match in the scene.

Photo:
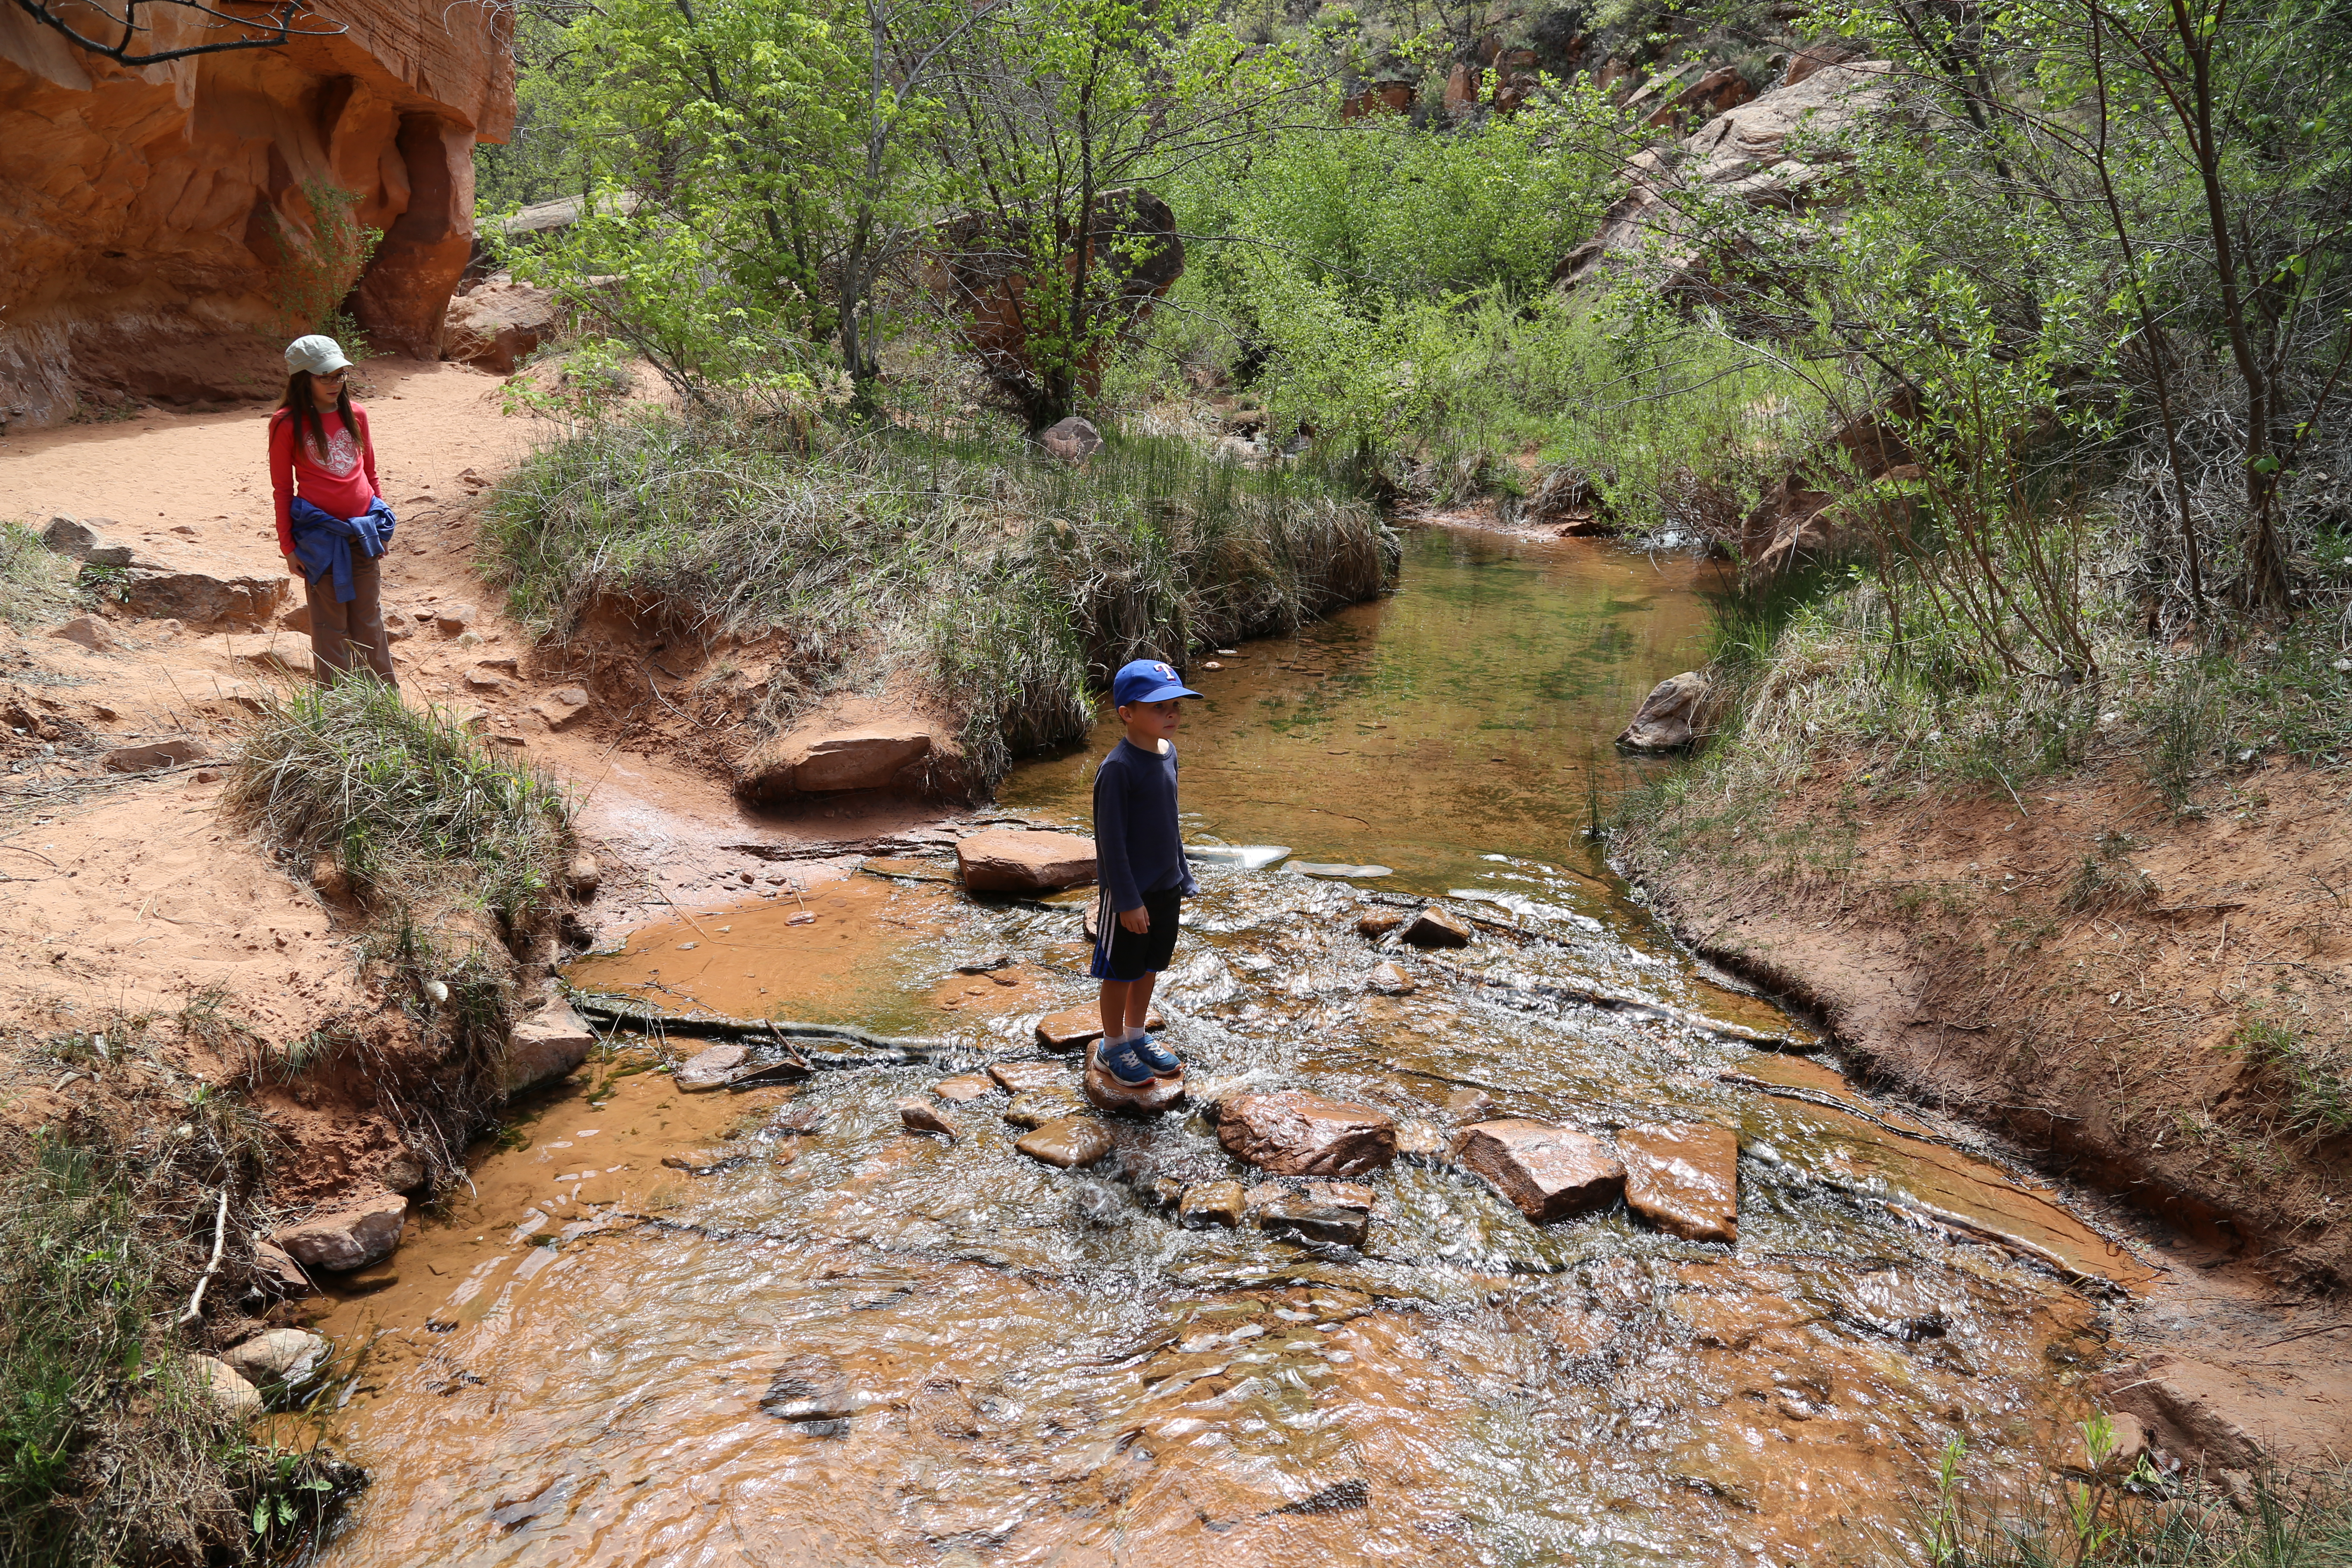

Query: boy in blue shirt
[1090,659,1202,1085]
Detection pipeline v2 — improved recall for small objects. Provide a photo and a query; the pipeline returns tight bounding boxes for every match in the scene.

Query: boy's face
[1118,697,1183,749]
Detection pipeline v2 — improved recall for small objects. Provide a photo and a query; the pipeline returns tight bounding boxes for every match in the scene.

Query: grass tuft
[0,521,74,628]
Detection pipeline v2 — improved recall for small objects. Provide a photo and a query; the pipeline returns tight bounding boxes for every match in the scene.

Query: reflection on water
[305,529,2138,1568]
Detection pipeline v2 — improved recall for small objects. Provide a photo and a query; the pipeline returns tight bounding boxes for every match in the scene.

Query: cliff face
[0,0,513,431]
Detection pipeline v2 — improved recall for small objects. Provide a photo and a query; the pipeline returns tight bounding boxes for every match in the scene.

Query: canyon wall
[0,0,512,431]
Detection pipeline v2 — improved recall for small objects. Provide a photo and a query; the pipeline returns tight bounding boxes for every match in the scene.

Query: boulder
[104,737,207,772]
[1401,907,1473,948]
[441,275,560,374]
[1618,1122,1740,1243]
[119,570,288,628]
[221,1328,330,1388]
[898,1098,957,1139]
[1452,1121,1624,1223]
[1040,416,1103,461]
[1257,1200,1370,1248]
[505,997,596,1092]
[49,615,116,652]
[1616,671,1715,752]
[1015,1116,1114,1169]
[1214,1093,1397,1178]
[1179,1180,1247,1228]
[1081,1044,1186,1115]
[957,829,1098,894]
[187,1356,263,1421]
[738,724,936,798]
[674,1044,749,1092]
[271,1192,407,1272]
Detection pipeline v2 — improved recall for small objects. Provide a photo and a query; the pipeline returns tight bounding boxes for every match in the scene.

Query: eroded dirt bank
[1617,753,2352,1467]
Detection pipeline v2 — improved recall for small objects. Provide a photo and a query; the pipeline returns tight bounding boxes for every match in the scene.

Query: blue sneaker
[1095,1035,1158,1086]
[1132,1032,1182,1077]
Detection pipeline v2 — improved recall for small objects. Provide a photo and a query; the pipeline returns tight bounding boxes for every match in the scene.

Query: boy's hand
[1118,906,1152,934]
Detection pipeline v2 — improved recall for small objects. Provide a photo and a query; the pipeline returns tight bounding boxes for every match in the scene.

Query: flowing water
[303,528,2150,1568]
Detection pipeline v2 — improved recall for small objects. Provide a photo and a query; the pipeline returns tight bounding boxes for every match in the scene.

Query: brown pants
[304,555,398,686]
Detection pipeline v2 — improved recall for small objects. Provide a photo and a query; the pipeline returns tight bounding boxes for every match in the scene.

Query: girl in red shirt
[271,335,398,686]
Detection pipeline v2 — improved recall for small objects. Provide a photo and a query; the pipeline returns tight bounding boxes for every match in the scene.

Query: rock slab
[1215,1093,1397,1178]
[1452,1121,1624,1223]
[1015,1116,1114,1169]
[958,829,1098,894]
[272,1193,407,1272]
[1179,1180,1247,1228]
[1617,1122,1740,1243]
[740,723,937,797]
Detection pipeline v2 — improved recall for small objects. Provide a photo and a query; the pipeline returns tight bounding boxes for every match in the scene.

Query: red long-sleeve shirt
[269,405,381,554]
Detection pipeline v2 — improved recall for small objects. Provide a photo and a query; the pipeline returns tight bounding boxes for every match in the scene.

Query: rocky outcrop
[1214,1092,1398,1178]
[1451,1120,1624,1222]
[1555,59,1895,298]
[958,830,1097,894]
[1616,671,1716,752]
[0,0,515,429]
[441,273,560,374]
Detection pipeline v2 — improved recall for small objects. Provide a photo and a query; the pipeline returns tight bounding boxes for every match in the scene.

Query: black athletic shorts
[1089,885,1182,981]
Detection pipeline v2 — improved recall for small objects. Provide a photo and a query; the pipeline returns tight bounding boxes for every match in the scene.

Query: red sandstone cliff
[0,0,513,430]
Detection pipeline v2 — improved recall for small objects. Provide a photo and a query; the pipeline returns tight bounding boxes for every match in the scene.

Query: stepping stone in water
[1015,1116,1113,1169]
[1215,1092,1398,1178]
[987,1060,1069,1094]
[1617,1122,1739,1243]
[1036,1004,1165,1051]
[1179,1180,1247,1228]
[1081,1042,1185,1115]
[1451,1120,1624,1222]
[933,1074,995,1102]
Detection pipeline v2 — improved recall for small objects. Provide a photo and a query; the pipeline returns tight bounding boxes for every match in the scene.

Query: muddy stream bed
[301,528,2154,1567]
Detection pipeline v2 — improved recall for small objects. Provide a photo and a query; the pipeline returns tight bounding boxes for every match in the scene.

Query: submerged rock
[956,829,1097,893]
[1451,1120,1624,1222]
[986,1060,1070,1094]
[1179,1180,1247,1228]
[1394,1119,1449,1161]
[674,1044,749,1092]
[1618,1122,1740,1243]
[763,1353,856,1424]
[1305,1180,1377,1213]
[1002,1090,1083,1129]
[662,1146,752,1174]
[1215,1092,1397,1178]
[1356,909,1405,940]
[1443,1088,1498,1124]
[1402,907,1473,948]
[1257,1200,1370,1248]
[1015,1116,1114,1169]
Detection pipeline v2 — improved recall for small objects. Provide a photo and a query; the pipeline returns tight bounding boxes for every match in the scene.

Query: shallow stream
[304,528,2148,1567]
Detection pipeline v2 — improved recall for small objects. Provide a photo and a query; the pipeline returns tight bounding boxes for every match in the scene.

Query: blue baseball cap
[1112,658,1202,706]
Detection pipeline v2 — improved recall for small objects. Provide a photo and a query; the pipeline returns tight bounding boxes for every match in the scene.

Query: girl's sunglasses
[315,369,348,382]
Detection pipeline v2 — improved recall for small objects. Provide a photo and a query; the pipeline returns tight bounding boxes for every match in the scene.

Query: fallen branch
[568,993,952,1063]
[178,1189,229,1327]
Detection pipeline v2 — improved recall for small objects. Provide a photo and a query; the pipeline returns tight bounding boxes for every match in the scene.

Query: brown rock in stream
[956,829,1098,893]
[1036,1004,1162,1050]
[662,1147,752,1175]
[1366,961,1415,995]
[1618,1123,1740,1243]
[1258,1200,1371,1248]
[1215,1093,1397,1178]
[506,997,597,1092]
[1179,1180,1247,1228]
[1402,906,1473,948]
[1016,1116,1113,1169]
[674,1044,748,1092]
[1356,909,1405,940]
[272,1192,407,1272]
[898,1099,958,1139]
[933,1074,995,1102]
[1002,1091,1083,1129]
[1452,1121,1624,1222]
[1444,1088,1498,1124]
[987,1060,1070,1094]
[1081,1044,1185,1115]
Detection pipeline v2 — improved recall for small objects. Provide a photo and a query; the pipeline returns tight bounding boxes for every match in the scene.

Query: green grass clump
[0,521,74,628]
[0,1141,348,1565]
[223,678,573,935]
[2229,1010,2352,1140]
[482,408,1397,784]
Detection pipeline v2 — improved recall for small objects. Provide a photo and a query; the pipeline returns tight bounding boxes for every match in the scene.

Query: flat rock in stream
[1402,906,1474,948]
[1036,1004,1163,1051]
[932,1074,996,1102]
[1257,1199,1371,1248]
[271,1192,406,1272]
[1452,1120,1624,1223]
[987,1060,1070,1094]
[674,1044,749,1091]
[1081,1044,1186,1115]
[1215,1092,1397,1178]
[1179,1180,1248,1228]
[1015,1116,1113,1169]
[1618,1122,1740,1243]
[956,828,1097,893]
[1003,1091,1084,1129]
[507,997,597,1092]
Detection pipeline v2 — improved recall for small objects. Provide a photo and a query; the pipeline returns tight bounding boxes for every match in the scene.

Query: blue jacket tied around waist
[289,496,396,604]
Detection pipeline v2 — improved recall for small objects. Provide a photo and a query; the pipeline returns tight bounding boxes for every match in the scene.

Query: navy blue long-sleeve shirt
[1091,738,1198,912]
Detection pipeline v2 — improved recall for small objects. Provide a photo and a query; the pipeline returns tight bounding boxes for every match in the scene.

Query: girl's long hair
[279,371,356,461]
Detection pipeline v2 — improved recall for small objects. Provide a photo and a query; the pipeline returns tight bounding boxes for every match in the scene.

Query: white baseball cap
[285,334,354,375]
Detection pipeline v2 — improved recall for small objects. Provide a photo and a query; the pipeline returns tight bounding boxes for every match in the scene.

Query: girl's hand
[283,551,303,579]
[1118,906,1152,934]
